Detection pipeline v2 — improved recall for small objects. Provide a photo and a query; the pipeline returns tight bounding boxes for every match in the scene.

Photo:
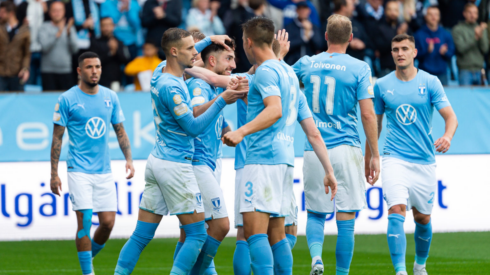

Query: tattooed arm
[50,124,65,196]
[113,122,135,179]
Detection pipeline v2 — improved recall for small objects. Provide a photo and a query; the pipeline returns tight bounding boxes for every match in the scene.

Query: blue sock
[387,214,407,273]
[414,220,432,265]
[247,234,273,275]
[272,238,293,275]
[115,221,158,275]
[173,242,184,260]
[77,251,92,274]
[171,221,207,275]
[336,219,355,275]
[233,240,251,275]
[190,236,221,275]
[286,234,297,250]
[91,240,105,258]
[203,260,217,275]
[306,212,326,260]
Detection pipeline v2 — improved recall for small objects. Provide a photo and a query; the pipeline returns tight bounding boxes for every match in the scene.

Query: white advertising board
[0,155,489,240]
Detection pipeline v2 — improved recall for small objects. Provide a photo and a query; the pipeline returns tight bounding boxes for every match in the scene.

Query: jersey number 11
[310,75,336,115]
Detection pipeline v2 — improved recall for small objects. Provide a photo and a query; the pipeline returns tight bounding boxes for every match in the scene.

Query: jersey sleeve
[222,118,229,129]
[189,81,211,108]
[111,93,125,125]
[291,57,305,82]
[357,64,374,100]
[297,91,312,122]
[163,85,193,120]
[53,95,69,127]
[429,76,451,110]
[254,66,281,99]
[373,82,385,115]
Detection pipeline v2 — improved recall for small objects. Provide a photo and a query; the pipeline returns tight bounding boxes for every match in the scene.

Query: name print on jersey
[309,61,346,71]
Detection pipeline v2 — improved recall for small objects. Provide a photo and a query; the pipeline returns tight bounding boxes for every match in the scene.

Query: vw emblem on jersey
[396,104,417,125]
[215,115,224,139]
[211,197,221,211]
[85,117,106,139]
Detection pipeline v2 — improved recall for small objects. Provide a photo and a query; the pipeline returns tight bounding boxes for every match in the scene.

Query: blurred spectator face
[368,0,383,10]
[297,6,311,21]
[238,0,248,7]
[425,7,440,27]
[101,17,115,37]
[0,7,11,24]
[49,2,65,24]
[195,0,209,11]
[463,6,479,24]
[385,1,400,22]
[143,43,158,58]
[343,0,356,18]
[391,39,417,69]
[78,58,102,87]
[214,49,236,75]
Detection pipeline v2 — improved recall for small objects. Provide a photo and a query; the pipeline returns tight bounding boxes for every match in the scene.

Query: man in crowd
[38,1,78,91]
[0,1,30,92]
[414,5,455,86]
[453,2,489,85]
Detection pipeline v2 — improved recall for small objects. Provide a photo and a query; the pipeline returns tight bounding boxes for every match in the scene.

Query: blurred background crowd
[0,0,489,92]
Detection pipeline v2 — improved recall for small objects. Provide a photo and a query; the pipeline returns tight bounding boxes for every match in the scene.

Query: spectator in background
[453,3,489,85]
[90,17,130,90]
[124,42,162,91]
[186,0,225,36]
[372,0,411,77]
[142,0,182,59]
[100,0,141,60]
[439,0,473,29]
[21,0,46,86]
[223,0,254,72]
[284,2,324,65]
[334,0,371,61]
[414,6,455,85]
[398,0,424,32]
[38,1,78,91]
[268,0,320,28]
[356,0,384,24]
[66,0,101,50]
[0,1,30,92]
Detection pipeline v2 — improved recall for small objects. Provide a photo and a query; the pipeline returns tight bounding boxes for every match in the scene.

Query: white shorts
[285,188,298,226]
[382,157,437,215]
[235,168,244,228]
[239,164,294,217]
[303,145,367,214]
[193,165,228,221]
[67,172,117,212]
[214,158,222,185]
[140,154,204,216]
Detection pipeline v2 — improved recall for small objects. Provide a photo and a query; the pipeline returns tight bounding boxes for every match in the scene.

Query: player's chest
[382,83,431,111]
[68,97,114,123]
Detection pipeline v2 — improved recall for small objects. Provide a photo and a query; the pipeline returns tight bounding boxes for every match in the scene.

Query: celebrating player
[113,28,245,275]
[292,14,380,275]
[368,34,458,275]
[50,52,135,275]
[222,17,337,275]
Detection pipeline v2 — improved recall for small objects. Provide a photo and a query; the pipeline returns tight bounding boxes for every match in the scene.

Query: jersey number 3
[310,75,336,115]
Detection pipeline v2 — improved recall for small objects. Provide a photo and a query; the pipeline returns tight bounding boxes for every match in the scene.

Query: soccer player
[50,51,135,275]
[368,34,458,275]
[222,17,337,275]
[113,28,245,275]
[292,14,380,275]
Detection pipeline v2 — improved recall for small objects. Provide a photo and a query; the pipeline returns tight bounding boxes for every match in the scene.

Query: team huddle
[50,14,458,275]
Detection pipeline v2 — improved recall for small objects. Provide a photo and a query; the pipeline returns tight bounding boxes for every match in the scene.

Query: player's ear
[247,37,253,49]
[170,46,178,57]
[325,31,328,42]
[209,55,216,67]
[348,33,353,43]
[412,44,418,58]
[77,66,81,76]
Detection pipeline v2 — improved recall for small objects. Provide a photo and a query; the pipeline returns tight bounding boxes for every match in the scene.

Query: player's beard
[82,78,98,88]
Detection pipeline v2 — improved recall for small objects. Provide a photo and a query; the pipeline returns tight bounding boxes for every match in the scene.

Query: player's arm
[275,29,290,61]
[434,106,458,153]
[185,66,231,88]
[113,123,135,179]
[192,81,247,117]
[360,98,380,185]
[50,124,65,196]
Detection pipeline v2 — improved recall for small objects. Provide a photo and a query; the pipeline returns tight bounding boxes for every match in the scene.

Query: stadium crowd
[0,0,488,92]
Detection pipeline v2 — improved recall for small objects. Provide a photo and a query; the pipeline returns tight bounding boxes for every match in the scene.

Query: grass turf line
[0,232,489,274]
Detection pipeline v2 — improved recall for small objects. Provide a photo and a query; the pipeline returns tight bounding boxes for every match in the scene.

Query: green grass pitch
[1,232,489,274]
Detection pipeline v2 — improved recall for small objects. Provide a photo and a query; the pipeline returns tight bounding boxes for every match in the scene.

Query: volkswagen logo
[396,104,417,125]
[85,117,106,139]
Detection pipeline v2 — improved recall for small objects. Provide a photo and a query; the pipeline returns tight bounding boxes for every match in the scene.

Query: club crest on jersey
[85,117,106,139]
[211,197,221,211]
[418,84,427,96]
[196,193,202,206]
[104,99,111,107]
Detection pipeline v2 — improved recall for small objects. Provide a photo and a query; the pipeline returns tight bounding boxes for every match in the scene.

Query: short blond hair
[326,14,352,44]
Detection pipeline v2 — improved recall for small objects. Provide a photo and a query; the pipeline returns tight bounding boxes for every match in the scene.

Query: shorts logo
[196,193,202,206]
[211,197,221,211]
[244,181,253,197]
[85,117,106,139]
[396,104,417,125]
[69,194,75,204]
[428,192,435,204]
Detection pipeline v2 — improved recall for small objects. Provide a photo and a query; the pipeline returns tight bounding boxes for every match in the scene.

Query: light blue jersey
[292,52,374,151]
[245,60,306,166]
[53,86,125,174]
[374,70,451,164]
[150,62,195,164]
[187,78,224,170]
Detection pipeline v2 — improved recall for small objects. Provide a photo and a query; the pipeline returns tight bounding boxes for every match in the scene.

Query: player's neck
[253,48,277,66]
[164,58,185,77]
[78,82,99,95]
[326,44,347,54]
[395,65,418,82]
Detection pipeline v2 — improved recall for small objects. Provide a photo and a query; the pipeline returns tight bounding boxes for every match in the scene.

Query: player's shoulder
[58,86,80,102]
[375,71,397,87]
[187,78,211,97]
[98,85,119,98]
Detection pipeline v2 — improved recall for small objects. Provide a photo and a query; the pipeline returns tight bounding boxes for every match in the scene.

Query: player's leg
[233,167,251,275]
[336,212,356,275]
[268,217,292,275]
[412,209,431,275]
[284,186,298,250]
[92,211,116,258]
[388,205,407,275]
[285,223,298,250]
[173,229,185,260]
[303,151,334,274]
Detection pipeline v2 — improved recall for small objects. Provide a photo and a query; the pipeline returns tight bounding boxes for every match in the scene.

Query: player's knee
[99,219,115,231]
[77,209,93,239]
[414,213,430,225]
[389,205,406,215]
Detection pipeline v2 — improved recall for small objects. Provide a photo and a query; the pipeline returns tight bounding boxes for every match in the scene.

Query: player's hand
[323,172,337,201]
[222,129,244,147]
[50,174,62,196]
[220,90,247,104]
[210,35,232,51]
[126,161,135,179]
[366,156,380,186]
[274,29,290,60]
[434,136,451,153]
[230,76,249,92]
